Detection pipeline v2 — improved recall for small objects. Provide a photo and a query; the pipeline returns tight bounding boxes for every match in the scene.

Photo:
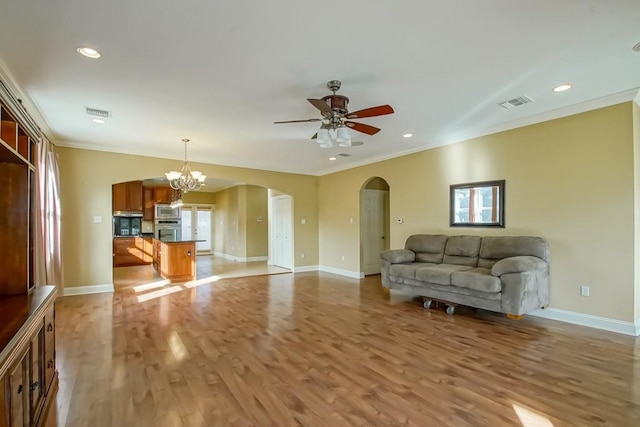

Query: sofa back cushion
[443,235,482,267]
[478,236,549,268]
[405,234,448,263]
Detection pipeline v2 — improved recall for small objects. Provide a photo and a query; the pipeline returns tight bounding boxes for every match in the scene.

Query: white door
[272,196,293,269]
[361,189,387,275]
[181,205,214,254]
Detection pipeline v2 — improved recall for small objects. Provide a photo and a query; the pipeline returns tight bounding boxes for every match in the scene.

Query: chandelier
[165,138,206,193]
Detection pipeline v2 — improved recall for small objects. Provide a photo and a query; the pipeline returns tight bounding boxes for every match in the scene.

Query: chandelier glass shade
[165,138,206,193]
[317,125,351,148]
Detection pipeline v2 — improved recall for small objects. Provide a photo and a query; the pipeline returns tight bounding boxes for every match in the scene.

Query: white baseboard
[293,265,319,273]
[214,252,268,262]
[319,265,364,279]
[529,307,639,336]
[63,284,114,296]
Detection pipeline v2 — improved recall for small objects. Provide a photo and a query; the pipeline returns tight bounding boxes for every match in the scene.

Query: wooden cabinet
[0,287,57,427]
[153,239,196,282]
[1,92,57,427]
[143,186,155,220]
[113,237,153,267]
[154,186,175,204]
[0,101,37,296]
[112,181,143,212]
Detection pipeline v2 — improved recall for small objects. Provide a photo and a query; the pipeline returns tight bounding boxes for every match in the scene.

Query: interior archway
[359,177,390,276]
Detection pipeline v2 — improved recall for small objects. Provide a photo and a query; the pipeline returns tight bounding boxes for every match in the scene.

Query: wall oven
[155,204,181,220]
[155,219,182,242]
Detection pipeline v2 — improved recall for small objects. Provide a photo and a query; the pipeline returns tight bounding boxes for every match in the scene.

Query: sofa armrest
[491,256,547,276]
[381,249,415,264]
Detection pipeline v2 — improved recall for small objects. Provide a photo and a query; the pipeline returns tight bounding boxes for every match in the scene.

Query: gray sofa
[380,234,550,317]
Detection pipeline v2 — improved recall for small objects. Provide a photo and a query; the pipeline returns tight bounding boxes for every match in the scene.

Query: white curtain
[35,136,63,287]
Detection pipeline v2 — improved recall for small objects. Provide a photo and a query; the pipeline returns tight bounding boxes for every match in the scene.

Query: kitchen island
[152,238,203,282]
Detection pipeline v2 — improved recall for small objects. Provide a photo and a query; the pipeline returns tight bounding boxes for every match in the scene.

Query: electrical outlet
[341,255,345,261]
[300,253,305,259]
[580,286,590,297]
[93,215,102,223]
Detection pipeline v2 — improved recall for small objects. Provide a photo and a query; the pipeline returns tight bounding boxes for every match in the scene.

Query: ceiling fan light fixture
[319,141,333,148]
[336,127,351,145]
[317,128,331,144]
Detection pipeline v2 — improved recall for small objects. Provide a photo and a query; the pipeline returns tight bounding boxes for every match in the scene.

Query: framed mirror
[450,180,505,227]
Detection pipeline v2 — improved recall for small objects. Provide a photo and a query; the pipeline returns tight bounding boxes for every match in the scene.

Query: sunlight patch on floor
[512,403,554,427]
[132,279,171,293]
[136,285,182,302]
[183,275,222,288]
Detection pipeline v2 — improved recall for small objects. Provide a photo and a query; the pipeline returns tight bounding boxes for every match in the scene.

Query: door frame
[359,178,390,276]
[268,193,293,270]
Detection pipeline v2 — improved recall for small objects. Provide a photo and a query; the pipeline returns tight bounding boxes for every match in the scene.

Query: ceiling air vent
[85,107,111,118]
[336,153,351,157]
[498,95,533,109]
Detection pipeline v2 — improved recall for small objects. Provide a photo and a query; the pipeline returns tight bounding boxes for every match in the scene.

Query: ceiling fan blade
[273,118,322,124]
[311,133,317,139]
[344,121,381,135]
[345,105,394,119]
[307,98,332,114]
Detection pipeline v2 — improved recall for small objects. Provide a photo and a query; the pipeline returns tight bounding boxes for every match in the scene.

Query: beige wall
[245,185,268,257]
[57,148,318,288]
[182,191,216,205]
[212,186,241,256]
[319,102,635,321]
[212,185,268,258]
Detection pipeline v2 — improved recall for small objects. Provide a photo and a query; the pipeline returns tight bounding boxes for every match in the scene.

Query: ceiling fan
[274,80,394,147]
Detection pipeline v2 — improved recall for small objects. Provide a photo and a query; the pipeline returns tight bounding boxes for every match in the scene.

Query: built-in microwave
[155,204,181,220]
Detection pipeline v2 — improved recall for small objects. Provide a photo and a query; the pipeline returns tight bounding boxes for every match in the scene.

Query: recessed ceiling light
[552,84,572,92]
[402,133,413,138]
[329,157,337,161]
[92,118,106,124]
[77,47,101,59]
[633,42,640,52]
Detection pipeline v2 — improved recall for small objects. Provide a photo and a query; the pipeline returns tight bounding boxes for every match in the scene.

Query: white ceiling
[0,1,639,176]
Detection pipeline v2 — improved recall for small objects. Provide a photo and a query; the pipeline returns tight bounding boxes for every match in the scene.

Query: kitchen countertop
[155,238,205,244]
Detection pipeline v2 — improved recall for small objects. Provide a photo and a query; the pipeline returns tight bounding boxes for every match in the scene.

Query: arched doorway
[360,177,390,275]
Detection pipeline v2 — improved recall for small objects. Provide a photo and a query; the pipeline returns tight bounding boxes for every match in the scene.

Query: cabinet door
[29,327,45,421]
[7,351,28,427]
[112,183,128,212]
[44,305,56,395]
[143,187,155,220]
[155,187,174,204]
[128,181,143,212]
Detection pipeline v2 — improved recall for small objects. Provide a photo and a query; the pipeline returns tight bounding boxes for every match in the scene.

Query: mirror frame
[449,179,505,228]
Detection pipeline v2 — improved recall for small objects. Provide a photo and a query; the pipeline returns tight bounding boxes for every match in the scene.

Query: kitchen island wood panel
[152,239,199,282]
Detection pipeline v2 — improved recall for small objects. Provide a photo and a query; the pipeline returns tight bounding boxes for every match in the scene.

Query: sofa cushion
[389,262,435,280]
[478,236,550,268]
[405,234,447,263]
[381,249,415,264]
[443,235,482,267]
[451,268,501,293]
[415,264,472,285]
[491,256,547,276]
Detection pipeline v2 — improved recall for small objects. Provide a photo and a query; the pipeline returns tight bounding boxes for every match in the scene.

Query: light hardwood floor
[47,264,640,426]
